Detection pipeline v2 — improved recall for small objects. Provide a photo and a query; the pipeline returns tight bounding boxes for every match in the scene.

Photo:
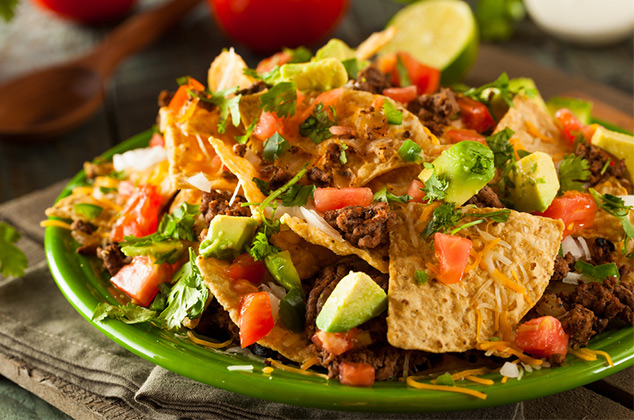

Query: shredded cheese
[406,377,487,400]
[186,331,233,349]
[475,307,482,342]
[420,202,441,224]
[584,349,614,367]
[467,238,500,273]
[465,376,494,386]
[501,376,509,384]
[512,270,532,305]
[525,121,557,142]
[300,357,319,371]
[570,348,614,367]
[266,358,328,379]
[492,269,526,294]
[451,368,489,380]
[423,126,441,145]
[477,341,544,366]
[262,366,274,374]
[40,220,72,229]
[426,263,440,277]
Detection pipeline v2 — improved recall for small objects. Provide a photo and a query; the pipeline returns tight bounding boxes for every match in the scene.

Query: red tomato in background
[537,191,597,238]
[239,291,275,348]
[456,96,496,133]
[33,0,137,23]
[111,256,174,307]
[434,232,473,285]
[515,316,569,358]
[445,129,486,144]
[208,0,350,53]
[382,86,418,104]
[313,187,373,212]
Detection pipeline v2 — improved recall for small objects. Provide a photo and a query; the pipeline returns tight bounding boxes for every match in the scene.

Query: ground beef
[200,190,251,224]
[259,165,292,190]
[232,143,247,157]
[83,161,114,179]
[407,88,459,136]
[574,141,631,189]
[71,219,96,235]
[353,65,392,94]
[535,292,567,318]
[464,185,505,209]
[548,353,566,367]
[70,220,101,255]
[236,80,267,96]
[589,237,618,265]
[306,166,333,188]
[550,252,577,282]
[158,90,174,108]
[559,304,597,348]
[324,202,394,249]
[195,300,240,343]
[96,244,131,276]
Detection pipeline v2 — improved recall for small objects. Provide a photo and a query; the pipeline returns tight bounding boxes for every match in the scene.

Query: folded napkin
[0,182,628,420]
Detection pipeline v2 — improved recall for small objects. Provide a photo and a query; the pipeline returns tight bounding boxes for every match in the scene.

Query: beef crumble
[306,167,333,188]
[407,88,459,136]
[158,90,174,108]
[550,252,577,282]
[353,65,393,95]
[200,190,251,224]
[259,165,293,190]
[324,202,394,249]
[464,185,505,209]
[574,141,631,189]
[96,244,131,276]
[236,80,267,96]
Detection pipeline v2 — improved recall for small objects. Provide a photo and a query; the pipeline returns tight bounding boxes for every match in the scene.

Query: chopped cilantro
[415,270,428,285]
[600,159,611,175]
[422,163,449,203]
[0,222,27,278]
[0,0,18,22]
[253,177,271,195]
[339,143,349,165]
[421,202,511,238]
[281,184,315,207]
[398,139,423,163]
[558,154,590,193]
[157,202,200,242]
[299,103,336,144]
[341,58,368,79]
[189,87,242,134]
[395,55,411,87]
[574,260,620,281]
[235,120,257,144]
[262,132,291,161]
[485,128,516,169]
[383,99,403,125]
[373,186,411,205]
[249,231,281,261]
[589,189,634,255]
[260,81,298,118]
[92,302,157,324]
[463,72,534,108]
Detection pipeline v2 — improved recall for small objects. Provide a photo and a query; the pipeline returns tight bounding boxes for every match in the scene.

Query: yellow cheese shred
[406,377,487,400]
[569,348,614,367]
[451,368,489,380]
[300,357,319,371]
[266,358,328,379]
[466,238,500,273]
[40,220,72,230]
[501,376,509,384]
[525,121,557,142]
[186,331,232,349]
[475,307,482,342]
[512,270,532,306]
[465,376,494,386]
[477,341,544,366]
[492,269,527,294]
[262,366,274,374]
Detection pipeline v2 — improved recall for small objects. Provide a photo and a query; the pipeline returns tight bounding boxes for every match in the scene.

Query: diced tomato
[313,187,373,212]
[239,291,275,348]
[299,87,344,121]
[434,232,473,284]
[168,77,205,113]
[117,180,136,202]
[311,328,370,356]
[581,123,600,142]
[149,132,165,148]
[456,96,496,133]
[256,51,291,73]
[253,111,284,141]
[329,125,355,136]
[111,256,174,307]
[209,154,229,174]
[376,54,396,75]
[382,86,418,104]
[111,184,163,242]
[407,179,426,203]
[387,52,440,95]
[555,108,584,144]
[228,254,266,285]
[339,362,375,387]
[515,316,569,358]
[445,128,486,144]
[537,191,597,238]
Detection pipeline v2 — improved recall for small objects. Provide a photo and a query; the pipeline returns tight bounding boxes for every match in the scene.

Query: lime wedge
[381,0,479,84]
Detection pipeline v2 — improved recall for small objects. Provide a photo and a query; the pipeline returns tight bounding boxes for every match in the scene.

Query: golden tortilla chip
[208,48,255,93]
[196,256,317,364]
[495,95,570,159]
[387,204,564,352]
[270,228,339,279]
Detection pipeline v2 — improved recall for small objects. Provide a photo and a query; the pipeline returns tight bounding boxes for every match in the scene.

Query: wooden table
[0,0,632,418]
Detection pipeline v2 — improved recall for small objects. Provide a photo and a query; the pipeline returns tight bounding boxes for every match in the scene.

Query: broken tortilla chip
[387,204,564,353]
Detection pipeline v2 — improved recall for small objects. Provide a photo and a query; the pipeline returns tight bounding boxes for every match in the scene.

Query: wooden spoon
[0,0,202,140]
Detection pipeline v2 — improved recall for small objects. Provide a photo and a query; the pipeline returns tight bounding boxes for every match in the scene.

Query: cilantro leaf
[235,120,257,144]
[485,128,516,169]
[253,177,271,195]
[421,202,511,238]
[260,81,298,118]
[281,184,315,207]
[92,302,157,324]
[299,103,336,144]
[158,202,200,242]
[248,231,281,261]
[373,186,411,205]
[262,132,291,161]
[415,270,428,285]
[0,222,27,278]
[156,249,209,330]
[339,143,349,165]
[398,139,423,163]
[190,87,242,134]
[341,58,368,79]
[558,154,590,193]
[0,0,18,22]
[463,72,532,108]
[422,163,449,203]
[383,99,403,125]
[589,189,634,255]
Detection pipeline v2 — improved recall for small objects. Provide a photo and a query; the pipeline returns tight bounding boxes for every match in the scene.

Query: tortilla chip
[355,26,397,60]
[578,178,630,242]
[495,95,570,159]
[270,228,339,279]
[207,48,255,93]
[196,256,317,363]
[387,204,564,352]
[280,214,389,273]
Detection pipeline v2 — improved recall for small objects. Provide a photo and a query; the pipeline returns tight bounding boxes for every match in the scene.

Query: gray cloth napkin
[0,182,630,420]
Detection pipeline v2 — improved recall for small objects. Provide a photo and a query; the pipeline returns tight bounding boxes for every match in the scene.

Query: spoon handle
[85,0,203,77]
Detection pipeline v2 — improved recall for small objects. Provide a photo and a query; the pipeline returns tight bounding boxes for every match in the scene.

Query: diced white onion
[268,205,302,220]
[186,172,212,192]
[227,365,254,372]
[113,146,167,172]
[299,207,344,242]
[561,236,584,259]
[260,282,287,300]
[577,236,591,261]
[226,346,252,356]
[196,135,211,159]
[562,272,582,285]
[500,361,520,378]
[229,181,242,206]
[618,195,634,208]
[521,362,533,373]
[244,149,261,166]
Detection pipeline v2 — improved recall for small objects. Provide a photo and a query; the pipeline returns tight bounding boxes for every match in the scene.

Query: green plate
[45,129,633,412]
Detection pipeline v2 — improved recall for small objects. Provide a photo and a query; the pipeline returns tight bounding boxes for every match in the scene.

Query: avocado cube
[279,58,348,92]
[508,151,559,213]
[264,250,302,291]
[199,215,257,260]
[315,39,355,61]
[121,240,184,261]
[591,125,634,183]
[419,140,495,206]
[316,271,387,333]
[547,96,593,125]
